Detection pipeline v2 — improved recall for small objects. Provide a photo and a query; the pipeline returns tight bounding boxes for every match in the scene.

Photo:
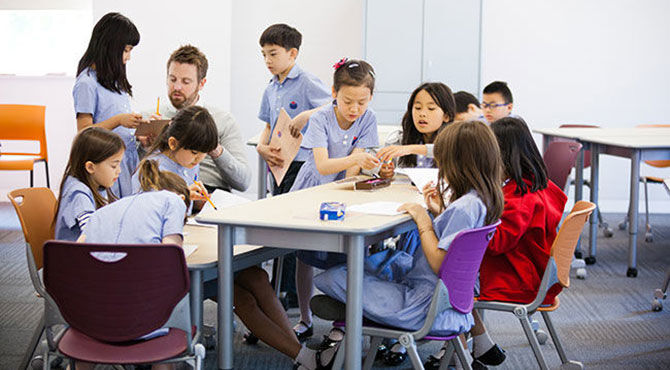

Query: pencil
[156,97,160,115]
[197,180,217,210]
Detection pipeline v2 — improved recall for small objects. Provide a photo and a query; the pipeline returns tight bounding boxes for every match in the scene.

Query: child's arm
[376,144,428,163]
[313,147,380,176]
[256,123,284,167]
[162,234,183,247]
[76,112,146,132]
[398,203,444,274]
[288,105,326,138]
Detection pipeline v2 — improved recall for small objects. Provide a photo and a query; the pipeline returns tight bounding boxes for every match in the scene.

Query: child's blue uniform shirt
[131,152,198,194]
[55,176,103,241]
[82,190,186,244]
[290,103,379,191]
[315,190,486,336]
[258,64,331,161]
[73,67,139,198]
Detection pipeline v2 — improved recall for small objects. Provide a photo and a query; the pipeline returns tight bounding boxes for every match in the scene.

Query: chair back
[438,220,501,313]
[7,187,57,270]
[558,123,600,168]
[637,124,670,168]
[0,104,48,160]
[43,241,190,342]
[551,201,595,288]
[543,141,583,190]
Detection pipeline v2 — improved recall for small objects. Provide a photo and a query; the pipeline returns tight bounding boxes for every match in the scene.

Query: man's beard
[169,91,198,109]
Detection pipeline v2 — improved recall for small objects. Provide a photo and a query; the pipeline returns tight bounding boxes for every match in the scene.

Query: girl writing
[134,105,218,202]
[288,58,380,342]
[73,12,147,197]
[311,121,504,369]
[55,127,124,241]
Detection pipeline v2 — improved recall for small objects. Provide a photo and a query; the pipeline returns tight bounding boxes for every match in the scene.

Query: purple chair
[331,221,500,370]
[42,241,205,368]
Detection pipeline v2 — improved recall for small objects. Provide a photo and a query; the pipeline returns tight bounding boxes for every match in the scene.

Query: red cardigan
[479,178,567,304]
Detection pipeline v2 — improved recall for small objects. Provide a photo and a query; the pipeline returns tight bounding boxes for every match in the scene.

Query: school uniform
[131,152,198,194]
[315,190,485,336]
[55,176,105,241]
[73,67,139,198]
[82,190,186,244]
[258,64,331,194]
[478,178,567,305]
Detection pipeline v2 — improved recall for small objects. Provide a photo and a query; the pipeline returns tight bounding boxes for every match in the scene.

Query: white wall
[230,0,364,196]
[481,0,670,213]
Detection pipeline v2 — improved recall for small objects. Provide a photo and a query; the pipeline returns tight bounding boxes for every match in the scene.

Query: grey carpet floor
[1,202,668,369]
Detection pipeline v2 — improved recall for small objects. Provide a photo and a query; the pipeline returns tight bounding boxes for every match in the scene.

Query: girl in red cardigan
[425,117,567,370]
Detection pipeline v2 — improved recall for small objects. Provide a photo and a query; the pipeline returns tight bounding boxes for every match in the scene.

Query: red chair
[42,241,205,369]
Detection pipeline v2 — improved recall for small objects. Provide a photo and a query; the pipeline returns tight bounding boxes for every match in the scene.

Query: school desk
[246,124,400,199]
[196,177,424,370]
[534,127,670,277]
[183,224,289,332]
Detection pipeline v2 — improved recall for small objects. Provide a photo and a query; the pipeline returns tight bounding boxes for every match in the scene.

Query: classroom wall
[480,0,670,213]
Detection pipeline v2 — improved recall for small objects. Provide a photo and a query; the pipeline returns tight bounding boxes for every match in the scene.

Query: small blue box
[319,202,345,221]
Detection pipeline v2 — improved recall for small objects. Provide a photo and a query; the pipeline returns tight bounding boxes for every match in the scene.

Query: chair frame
[0,104,50,188]
[328,221,501,370]
[41,241,205,369]
[474,201,595,370]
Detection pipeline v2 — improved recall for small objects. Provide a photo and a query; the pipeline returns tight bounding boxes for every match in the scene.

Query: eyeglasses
[481,102,510,110]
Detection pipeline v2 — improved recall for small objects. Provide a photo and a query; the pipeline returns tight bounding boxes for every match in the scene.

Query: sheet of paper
[268,108,303,186]
[348,201,407,216]
[187,190,253,227]
[182,244,198,258]
[395,168,439,193]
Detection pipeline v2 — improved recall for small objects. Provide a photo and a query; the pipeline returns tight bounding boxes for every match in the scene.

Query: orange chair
[0,104,50,187]
[618,124,670,242]
[475,201,595,370]
[7,187,59,369]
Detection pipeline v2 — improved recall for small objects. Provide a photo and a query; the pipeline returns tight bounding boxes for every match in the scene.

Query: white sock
[472,332,495,358]
[293,321,311,334]
[390,342,406,354]
[328,327,345,341]
[295,345,317,370]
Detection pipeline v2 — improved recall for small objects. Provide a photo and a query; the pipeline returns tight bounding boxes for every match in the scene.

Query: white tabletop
[534,127,670,148]
[196,176,424,235]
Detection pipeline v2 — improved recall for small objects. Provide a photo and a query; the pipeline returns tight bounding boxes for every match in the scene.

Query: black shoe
[243,330,259,345]
[474,344,506,366]
[374,343,389,361]
[293,321,313,342]
[382,348,407,366]
[472,359,489,370]
[423,355,442,370]
[317,328,344,350]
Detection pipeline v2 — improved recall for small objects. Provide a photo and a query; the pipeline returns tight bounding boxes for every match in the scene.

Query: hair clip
[333,57,348,70]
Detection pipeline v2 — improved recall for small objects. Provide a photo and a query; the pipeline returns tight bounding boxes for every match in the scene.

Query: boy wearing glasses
[482,81,514,123]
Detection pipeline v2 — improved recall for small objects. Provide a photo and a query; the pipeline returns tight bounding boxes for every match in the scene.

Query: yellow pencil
[156,97,160,115]
[197,180,217,210]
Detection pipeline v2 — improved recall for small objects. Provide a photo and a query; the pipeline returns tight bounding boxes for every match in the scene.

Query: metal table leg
[586,144,599,265]
[627,150,640,277]
[343,235,364,370]
[217,225,235,369]
[189,270,203,332]
[257,156,267,200]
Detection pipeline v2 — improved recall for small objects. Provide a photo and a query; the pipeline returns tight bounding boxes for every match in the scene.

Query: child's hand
[376,145,412,162]
[137,133,155,150]
[257,144,284,167]
[379,161,395,179]
[353,152,380,170]
[422,182,443,215]
[117,113,147,129]
[398,202,433,233]
[189,182,208,201]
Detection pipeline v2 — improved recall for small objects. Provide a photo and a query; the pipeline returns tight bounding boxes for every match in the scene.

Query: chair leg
[439,341,455,370]
[20,314,44,370]
[404,339,424,370]
[332,335,346,370]
[30,170,34,188]
[453,338,473,370]
[271,256,284,298]
[363,336,382,370]
[44,161,50,188]
[643,178,653,242]
[541,311,583,369]
[519,312,549,370]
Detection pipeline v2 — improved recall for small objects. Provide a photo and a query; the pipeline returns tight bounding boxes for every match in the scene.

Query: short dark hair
[77,12,140,95]
[259,24,302,50]
[167,45,208,82]
[150,105,218,154]
[453,91,480,113]
[483,81,513,104]
[333,59,375,93]
[491,116,547,196]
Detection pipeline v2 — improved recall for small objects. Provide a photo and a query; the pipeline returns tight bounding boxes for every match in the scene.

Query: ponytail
[137,159,191,209]
[138,159,162,191]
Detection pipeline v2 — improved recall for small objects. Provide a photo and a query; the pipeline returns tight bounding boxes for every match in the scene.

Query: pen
[156,97,160,115]
[194,174,217,210]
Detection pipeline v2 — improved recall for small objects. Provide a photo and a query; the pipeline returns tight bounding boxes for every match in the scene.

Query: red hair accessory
[333,57,348,70]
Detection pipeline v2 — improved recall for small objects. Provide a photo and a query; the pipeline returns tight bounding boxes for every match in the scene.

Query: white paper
[188,190,253,228]
[348,201,407,216]
[182,244,198,258]
[395,168,439,193]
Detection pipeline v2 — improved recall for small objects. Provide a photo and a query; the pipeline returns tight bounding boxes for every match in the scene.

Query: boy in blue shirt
[482,81,514,124]
[257,23,331,195]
